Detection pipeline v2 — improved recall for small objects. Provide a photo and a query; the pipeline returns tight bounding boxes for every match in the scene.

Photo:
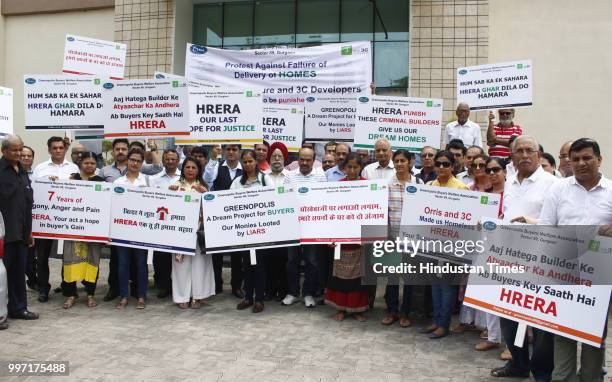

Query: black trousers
[61,266,98,297]
[35,238,54,294]
[264,247,288,299]
[318,245,334,295]
[107,246,119,292]
[3,241,28,315]
[153,251,172,292]
[230,252,244,291]
[242,252,265,302]
[26,246,37,286]
[500,318,555,380]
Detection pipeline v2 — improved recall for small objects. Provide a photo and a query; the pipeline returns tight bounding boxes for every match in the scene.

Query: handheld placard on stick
[334,244,341,260]
[56,239,64,255]
[250,249,257,265]
[147,249,154,265]
[514,322,527,348]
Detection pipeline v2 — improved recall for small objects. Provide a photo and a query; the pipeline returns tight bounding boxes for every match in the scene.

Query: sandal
[381,314,399,326]
[333,311,346,321]
[190,300,202,309]
[399,314,411,328]
[116,298,128,309]
[137,298,146,310]
[63,296,76,310]
[353,313,367,322]
[178,302,189,309]
[86,295,97,308]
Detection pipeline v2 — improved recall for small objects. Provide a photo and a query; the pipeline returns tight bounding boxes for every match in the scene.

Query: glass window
[341,0,372,42]
[374,0,409,41]
[297,0,340,43]
[374,41,409,88]
[254,0,295,45]
[224,3,253,46]
[193,4,223,46]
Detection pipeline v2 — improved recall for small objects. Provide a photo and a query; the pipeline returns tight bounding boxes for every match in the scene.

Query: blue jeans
[385,283,412,315]
[117,246,148,299]
[286,245,319,297]
[431,284,455,330]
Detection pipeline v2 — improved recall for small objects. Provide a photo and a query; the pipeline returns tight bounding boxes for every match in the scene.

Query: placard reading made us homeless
[102,79,189,138]
[24,75,104,130]
[201,186,300,253]
[456,60,532,110]
[353,95,442,151]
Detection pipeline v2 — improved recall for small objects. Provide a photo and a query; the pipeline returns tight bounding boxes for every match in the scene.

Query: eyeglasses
[499,111,513,116]
[421,153,435,158]
[471,163,486,169]
[485,167,503,174]
[559,154,569,160]
[128,158,143,164]
[434,161,452,168]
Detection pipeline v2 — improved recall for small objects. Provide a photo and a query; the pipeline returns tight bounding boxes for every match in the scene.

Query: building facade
[2,0,611,171]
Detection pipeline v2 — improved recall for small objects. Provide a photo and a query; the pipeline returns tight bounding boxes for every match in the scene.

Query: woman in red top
[324,153,369,321]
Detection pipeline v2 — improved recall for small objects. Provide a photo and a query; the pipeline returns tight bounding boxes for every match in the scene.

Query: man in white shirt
[538,138,611,382]
[32,136,78,181]
[443,103,483,148]
[362,139,394,180]
[32,136,78,303]
[204,144,242,190]
[491,135,558,380]
[283,148,326,308]
[149,149,181,299]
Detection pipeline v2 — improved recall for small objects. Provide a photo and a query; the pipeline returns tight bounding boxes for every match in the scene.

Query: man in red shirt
[486,109,523,158]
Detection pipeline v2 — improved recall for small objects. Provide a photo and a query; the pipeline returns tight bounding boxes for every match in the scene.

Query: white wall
[3,8,114,165]
[489,0,612,172]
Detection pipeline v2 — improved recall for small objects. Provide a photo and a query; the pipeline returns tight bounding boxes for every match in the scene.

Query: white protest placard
[63,34,127,79]
[464,220,611,347]
[304,95,355,142]
[31,179,111,243]
[398,184,501,263]
[0,86,13,137]
[23,75,104,130]
[176,88,262,145]
[153,72,219,89]
[110,185,201,255]
[201,185,300,253]
[295,180,388,244]
[457,60,532,110]
[262,105,304,152]
[102,78,189,138]
[353,95,442,151]
[185,42,372,105]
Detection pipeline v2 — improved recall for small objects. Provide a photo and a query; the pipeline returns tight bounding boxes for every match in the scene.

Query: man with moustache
[490,135,558,380]
[415,146,437,183]
[325,142,351,181]
[487,109,523,159]
[322,154,336,172]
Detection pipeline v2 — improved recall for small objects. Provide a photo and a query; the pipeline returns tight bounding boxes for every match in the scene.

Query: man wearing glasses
[486,109,523,159]
[415,146,438,184]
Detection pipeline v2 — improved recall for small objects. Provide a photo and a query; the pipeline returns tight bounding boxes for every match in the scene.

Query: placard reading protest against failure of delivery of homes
[185,41,372,105]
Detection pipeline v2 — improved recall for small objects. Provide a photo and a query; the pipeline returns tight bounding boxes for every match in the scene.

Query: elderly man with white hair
[0,135,38,322]
[362,139,395,180]
[444,103,483,148]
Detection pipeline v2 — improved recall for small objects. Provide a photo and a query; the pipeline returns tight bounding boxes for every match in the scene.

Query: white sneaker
[304,295,316,308]
[282,294,298,306]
